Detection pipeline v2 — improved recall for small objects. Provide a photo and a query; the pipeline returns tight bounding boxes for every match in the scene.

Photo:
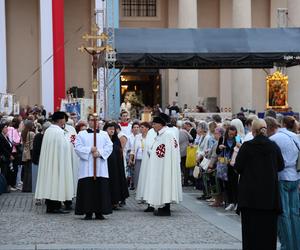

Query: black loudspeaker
[77,88,84,98]
[69,87,84,98]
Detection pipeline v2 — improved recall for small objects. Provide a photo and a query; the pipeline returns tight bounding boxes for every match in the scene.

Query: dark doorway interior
[120,69,161,108]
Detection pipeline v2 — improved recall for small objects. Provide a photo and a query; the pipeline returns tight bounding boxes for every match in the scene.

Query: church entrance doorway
[120,69,161,117]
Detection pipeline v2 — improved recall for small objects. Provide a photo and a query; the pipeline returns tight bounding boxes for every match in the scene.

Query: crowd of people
[0,104,299,250]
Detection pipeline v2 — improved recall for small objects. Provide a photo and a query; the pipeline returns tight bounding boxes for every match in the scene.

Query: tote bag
[199,157,210,171]
[216,150,229,181]
[186,146,197,168]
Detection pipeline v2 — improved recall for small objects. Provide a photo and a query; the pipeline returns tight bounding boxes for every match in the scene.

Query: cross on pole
[78,22,109,180]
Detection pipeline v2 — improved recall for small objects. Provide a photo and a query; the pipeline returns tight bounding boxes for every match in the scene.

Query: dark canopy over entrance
[115,28,300,69]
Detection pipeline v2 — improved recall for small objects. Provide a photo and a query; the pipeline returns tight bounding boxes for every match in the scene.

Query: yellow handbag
[186,146,197,168]
[218,156,229,164]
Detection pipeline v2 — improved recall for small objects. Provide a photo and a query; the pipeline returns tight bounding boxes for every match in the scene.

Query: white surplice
[35,124,74,201]
[75,130,113,179]
[142,127,182,207]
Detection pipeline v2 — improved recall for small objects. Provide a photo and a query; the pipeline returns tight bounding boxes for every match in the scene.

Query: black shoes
[119,200,126,206]
[82,213,105,220]
[197,195,211,200]
[112,205,119,210]
[144,206,155,212]
[47,208,70,214]
[82,214,93,220]
[153,204,171,216]
[64,205,73,211]
[95,214,105,220]
[154,207,171,216]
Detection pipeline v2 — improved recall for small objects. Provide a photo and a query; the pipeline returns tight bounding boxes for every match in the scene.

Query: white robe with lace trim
[75,130,113,179]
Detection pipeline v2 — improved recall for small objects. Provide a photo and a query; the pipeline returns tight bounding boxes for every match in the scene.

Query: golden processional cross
[78,23,113,180]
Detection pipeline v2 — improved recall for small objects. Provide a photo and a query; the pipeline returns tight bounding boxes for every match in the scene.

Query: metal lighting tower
[95,0,117,120]
[78,0,117,179]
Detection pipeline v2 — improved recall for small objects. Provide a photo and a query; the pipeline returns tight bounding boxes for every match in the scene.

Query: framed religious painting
[266,71,288,109]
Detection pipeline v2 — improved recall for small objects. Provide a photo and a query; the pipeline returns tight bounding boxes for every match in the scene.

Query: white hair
[197,121,208,132]
[231,118,245,138]
[176,120,183,128]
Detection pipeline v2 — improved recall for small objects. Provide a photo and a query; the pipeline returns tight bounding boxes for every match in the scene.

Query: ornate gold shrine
[266,71,288,110]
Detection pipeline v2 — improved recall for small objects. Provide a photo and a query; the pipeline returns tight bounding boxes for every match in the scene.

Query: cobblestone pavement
[0,189,242,250]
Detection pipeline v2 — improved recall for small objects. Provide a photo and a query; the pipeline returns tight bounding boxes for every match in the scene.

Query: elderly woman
[75,120,88,134]
[216,125,239,211]
[21,120,35,192]
[235,119,284,250]
[206,127,225,207]
[196,121,211,160]
[195,121,213,199]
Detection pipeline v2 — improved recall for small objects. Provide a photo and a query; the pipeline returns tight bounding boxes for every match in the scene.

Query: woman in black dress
[235,119,284,250]
[103,122,129,209]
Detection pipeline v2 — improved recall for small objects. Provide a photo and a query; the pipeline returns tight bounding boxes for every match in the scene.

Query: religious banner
[61,98,101,121]
[65,102,81,120]
[266,71,288,109]
[0,93,13,114]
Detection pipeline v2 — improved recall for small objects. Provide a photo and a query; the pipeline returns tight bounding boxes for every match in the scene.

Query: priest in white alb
[35,111,75,214]
[143,113,182,216]
[74,114,113,220]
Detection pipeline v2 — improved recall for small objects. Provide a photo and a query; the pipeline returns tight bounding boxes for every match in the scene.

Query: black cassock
[107,139,129,205]
[75,177,112,215]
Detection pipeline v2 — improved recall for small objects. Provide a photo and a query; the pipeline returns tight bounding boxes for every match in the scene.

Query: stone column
[40,0,54,113]
[231,0,253,113]
[0,0,7,94]
[177,0,199,109]
[166,0,178,106]
[219,0,232,112]
[287,0,300,112]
